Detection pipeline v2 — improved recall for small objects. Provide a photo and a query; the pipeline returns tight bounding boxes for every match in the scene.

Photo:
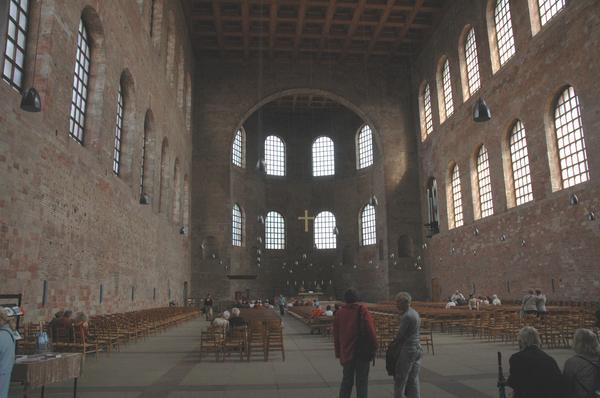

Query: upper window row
[428,85,589,230]
[231,205,377,249]
[231,125,374,176]
[419,0,567,139]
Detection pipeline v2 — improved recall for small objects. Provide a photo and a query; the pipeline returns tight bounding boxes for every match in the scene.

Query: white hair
[222,311,230,320]
[231,308,240,317]
[573,328,600,357]
[518,326,541,350]
[395,291,412,305]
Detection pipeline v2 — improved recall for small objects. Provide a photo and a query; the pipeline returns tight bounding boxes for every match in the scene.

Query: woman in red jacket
[333,289,378,398]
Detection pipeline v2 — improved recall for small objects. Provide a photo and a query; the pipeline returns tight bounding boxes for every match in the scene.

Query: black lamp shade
[20,87,41,112]
[256,159,266,174]
[473,98,491,122]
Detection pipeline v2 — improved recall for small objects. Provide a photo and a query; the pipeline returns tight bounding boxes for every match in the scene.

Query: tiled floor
[8,312,573,397]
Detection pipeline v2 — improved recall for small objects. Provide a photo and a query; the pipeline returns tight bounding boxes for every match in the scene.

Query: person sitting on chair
[212,311,230,331]
[229,308,246,329]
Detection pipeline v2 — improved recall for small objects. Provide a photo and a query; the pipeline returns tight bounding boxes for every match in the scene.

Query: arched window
[182,174,189,232]
[438,58,454,122]
[2,0,30,89]
[426,178,440,228]
[312,136,335,176]
[69,20,91,143]
[554,86,589,189]
[360,204,376,246]
[166,12,175,85]
[172,158,181,223]
[420,83,433,138]
[265,211,285,250]
[112,83,124,175]
[140,110,156,203]
[464,27,481,97]
[538,0,565,26]
[185,73,192,132]
[356,125,374,169]
[509,121,533,206]
[450,164,463,228]
[476,145,494,218]
[494,0,516,67]
[232,204,243,246]
[314,211,336,249]
[264,135,285,176]
[158,138,168,212]
[232,129,246,168]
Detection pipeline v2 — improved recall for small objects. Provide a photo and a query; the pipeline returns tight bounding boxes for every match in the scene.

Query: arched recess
[117,69,137,182]
[185,72,192,132]
[177,48,184,109]
[78,6,107,149]
[182,174,190,232]
[165,11,176,86]
[172,158,181,224]
[150,0,164,44]
[141,109,157,204]
[158,138,169,213]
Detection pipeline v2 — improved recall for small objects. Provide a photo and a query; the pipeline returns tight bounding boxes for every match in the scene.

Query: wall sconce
[473,98,491,122]
[570,193,579,206]
[473,227,479,236]
[520,239,526,247]
[332,226,340,235]
[587,211,595,221]
[257,215,265,224]
[140,193,151,205]
[256,159,266,174]
[369,195,379,207]
[179,226,187,235]
[499,234,507,241]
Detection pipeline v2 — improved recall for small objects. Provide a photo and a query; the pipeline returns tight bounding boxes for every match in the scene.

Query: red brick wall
[0,0,194,320]
[412,0,600,301]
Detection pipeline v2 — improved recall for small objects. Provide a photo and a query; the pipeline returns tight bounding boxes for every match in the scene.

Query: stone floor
[9,312,573,397]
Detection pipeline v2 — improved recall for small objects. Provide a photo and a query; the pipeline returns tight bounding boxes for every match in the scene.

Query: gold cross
[297,210,315,232]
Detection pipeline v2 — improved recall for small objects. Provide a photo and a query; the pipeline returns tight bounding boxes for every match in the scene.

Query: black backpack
[385,338,401,376]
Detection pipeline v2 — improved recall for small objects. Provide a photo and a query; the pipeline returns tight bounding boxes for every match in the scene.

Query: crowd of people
[445,290,502,309]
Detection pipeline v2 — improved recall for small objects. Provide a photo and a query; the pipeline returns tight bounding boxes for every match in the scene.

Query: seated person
[55,310,74,341]
[74,312,90,341]
[492,294,502,306]
[563,328,600,398]
[311,306,325,318]
[212,311,230,330]
[506,326,565,398]
[229,308,246,329]
[48,310,64,338]
[521,289,538,315]
[480,296,490,305]
[445,298,457,309]
[324,305,334,317]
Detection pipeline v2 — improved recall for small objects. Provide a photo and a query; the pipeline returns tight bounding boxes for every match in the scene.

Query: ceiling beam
[366,0,396,57]
[241,0,250,57]
[211,0,225,56]
[293,0,308,58]
[269,0,278,58]
[190,0,440,13]
[340,0,367,59]
[393,0,425,52]
[317,0,337,58]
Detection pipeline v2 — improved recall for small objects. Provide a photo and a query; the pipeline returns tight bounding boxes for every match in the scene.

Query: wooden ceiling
[183,0,448,62]
[262,93,344,111]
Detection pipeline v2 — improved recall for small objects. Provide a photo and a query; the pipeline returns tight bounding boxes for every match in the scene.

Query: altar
[297,291,325,302]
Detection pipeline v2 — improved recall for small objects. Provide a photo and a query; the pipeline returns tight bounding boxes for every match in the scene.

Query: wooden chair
[200,325,225,362]
[223,325,248,361]
[247,321,267,361]
[266,320,284,361]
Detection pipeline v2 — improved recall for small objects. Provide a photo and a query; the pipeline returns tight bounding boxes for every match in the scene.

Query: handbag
[354,305,376,363]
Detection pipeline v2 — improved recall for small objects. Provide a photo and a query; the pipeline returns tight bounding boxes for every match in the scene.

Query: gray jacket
[563,354,600,398]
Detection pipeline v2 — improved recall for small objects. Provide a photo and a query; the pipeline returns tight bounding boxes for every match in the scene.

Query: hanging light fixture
[332,226,339,235]
[256,158,266,174]
[139,193,151,205]
[20,87,42,112]
[473,98,491,122]
[257,215,265,224]
[368,195,379,207]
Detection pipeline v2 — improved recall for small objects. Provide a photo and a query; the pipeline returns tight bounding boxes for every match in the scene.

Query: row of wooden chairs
[200,320,285,362]
[18,306,199,357]
[372,313,435,356]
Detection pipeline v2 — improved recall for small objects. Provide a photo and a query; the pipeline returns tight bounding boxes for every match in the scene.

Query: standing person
[563,328,600,398]
[278,294,286,316]
[505,326,565,398]
[203,294,214,321]
[0,308,16,398]
[521,289,538,316]
[393,292,422,398]
[535,289,547,318]
[333,289,377,398]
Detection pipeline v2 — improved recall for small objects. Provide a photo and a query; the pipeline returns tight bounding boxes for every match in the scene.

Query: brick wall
[0,0,194,320]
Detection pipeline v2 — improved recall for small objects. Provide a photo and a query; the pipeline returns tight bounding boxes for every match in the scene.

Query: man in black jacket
[506,326,565,398]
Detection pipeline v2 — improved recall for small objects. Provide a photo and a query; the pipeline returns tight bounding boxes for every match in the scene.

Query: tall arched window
[69,20,91,143]
[2,0,30,89]
[554,86,589,189]
[112,83,124,175]
[360,204,376,246]
[476,145,494,218]
[182,175,189,232]
[538,0,565,26]
[420,83,433,138]
[426,178,439,228]
[356,125,374,169]
[312,136,335,176]
[314,211,336,249]
[509,121,533,206]
[166,12,175,85]
[265,211,285,250]
[450,164,463,228]
[232,204,243,246]
[264,135,285,176]
[172,158,181,223]
[158,138,168,213]
[464,27,481,97]
[232,129,246,168]
[140,110,156,203]
[438,58,454,122]
[494,0,516,67]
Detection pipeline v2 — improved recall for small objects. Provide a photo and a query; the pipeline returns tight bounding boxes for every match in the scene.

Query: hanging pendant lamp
[473,98,491,122]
